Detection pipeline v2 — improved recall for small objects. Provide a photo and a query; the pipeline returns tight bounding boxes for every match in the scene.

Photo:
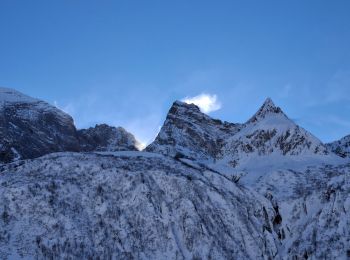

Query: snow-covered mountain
[144,97,350,259]
[147,98,329,169]
[0,88,139,163]
[326,134,350,158]
[1,88,349,259]
[217,98,328,169]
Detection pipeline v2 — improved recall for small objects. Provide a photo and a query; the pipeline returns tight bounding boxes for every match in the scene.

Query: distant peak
[247,98,285,123]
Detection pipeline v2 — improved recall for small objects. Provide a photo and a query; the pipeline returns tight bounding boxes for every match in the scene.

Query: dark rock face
[146,101,241,160]
[78,124,139,152]
[0,88,139,163]
[326,134,350,158]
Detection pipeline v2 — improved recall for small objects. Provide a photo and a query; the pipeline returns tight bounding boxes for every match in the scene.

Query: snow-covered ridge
[148,98,330,170]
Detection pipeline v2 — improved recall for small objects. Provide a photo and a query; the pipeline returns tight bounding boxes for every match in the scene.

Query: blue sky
[1,0,350,145]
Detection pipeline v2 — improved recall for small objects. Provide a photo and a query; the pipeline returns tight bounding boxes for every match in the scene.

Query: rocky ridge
[147,98,329,169]
[0,88,139,163]
[326,134,350,158]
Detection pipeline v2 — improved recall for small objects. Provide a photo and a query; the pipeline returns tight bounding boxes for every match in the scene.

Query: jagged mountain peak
[168,100,202,117]
[247,97,285,124]
[146,100,240,160]
[148,97,329,167]
[259,97,278,114]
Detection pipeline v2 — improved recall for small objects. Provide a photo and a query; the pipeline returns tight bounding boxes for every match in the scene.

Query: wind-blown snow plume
[182,93,221,113]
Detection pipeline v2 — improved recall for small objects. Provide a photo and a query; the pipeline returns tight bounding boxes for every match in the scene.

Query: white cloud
[182,93,221,113]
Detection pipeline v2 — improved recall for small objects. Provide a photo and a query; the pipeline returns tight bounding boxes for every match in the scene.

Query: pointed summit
[258,97,280,114]
[146,100,240,160]
[262,97,275,108]
[247,98,285,123]
[167,100,202,118]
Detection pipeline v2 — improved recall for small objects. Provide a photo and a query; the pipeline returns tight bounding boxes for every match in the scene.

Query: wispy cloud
[182,93,221,113]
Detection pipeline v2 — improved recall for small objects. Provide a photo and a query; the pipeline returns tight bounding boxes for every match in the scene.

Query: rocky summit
[0,88,349,259]
[146,100,240,161]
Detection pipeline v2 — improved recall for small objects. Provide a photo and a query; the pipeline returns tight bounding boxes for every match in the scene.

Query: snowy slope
[252,163,350,259]
[0,152,349,259]
[0,152,279,259]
